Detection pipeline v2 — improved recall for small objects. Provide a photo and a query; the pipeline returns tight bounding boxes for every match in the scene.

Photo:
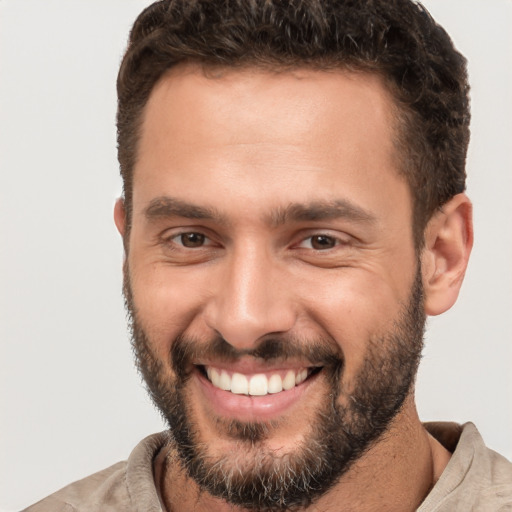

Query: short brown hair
[117,0,470,246]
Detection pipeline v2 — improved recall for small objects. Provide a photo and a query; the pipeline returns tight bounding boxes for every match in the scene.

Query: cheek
[128,260,207,358]
[302,268,412,369]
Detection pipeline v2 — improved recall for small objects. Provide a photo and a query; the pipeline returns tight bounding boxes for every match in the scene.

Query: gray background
[1,1,511,510]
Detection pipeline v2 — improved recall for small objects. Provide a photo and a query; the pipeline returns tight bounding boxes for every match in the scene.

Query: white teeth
[249,374,268,396]
[219,370,231,391]
[210,368,220,388]
[231,372,249,395]
[205,367,310,396]
[282,370,296,390]
[267,374,283,394]
[295,368,308,385]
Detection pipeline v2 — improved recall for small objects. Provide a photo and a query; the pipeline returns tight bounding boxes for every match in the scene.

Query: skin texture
[115,65,472,511]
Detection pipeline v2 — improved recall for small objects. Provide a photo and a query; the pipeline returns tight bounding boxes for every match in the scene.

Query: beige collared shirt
[23,422,512,511]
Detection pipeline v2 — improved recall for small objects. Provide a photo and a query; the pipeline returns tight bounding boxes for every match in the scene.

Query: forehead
[133,64,408,221]
[139,63,398,152]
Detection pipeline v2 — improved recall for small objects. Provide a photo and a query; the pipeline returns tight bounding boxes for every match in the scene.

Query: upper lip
[195,358,320,375]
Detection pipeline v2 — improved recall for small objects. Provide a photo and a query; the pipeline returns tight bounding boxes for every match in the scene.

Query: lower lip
[195,369,320,422]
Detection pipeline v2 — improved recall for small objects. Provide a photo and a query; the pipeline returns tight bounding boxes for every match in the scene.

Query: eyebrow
[267,200,377,227]
[144,196,227,223]
[143,196,376,227]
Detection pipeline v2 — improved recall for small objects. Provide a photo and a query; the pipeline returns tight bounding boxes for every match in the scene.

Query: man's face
[122,66,424,509]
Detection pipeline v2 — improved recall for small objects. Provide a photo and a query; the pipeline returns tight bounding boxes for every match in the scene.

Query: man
[24,0,512,510]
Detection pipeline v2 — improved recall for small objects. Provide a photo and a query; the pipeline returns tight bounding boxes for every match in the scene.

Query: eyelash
[296,234,347,250]
[162,231,348,252]
[164,231,215,249]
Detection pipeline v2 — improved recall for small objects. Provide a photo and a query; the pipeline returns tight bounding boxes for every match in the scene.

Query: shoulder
[471,427,512,511]
[22,461,128,512]
[22,432,169,512]
[456,422,512,486]
[421,422,512,511]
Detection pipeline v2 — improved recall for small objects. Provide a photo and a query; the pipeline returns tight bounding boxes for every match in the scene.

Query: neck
[156,397,451,512]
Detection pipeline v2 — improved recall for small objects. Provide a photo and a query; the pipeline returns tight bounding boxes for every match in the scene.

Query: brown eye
[310,235,336,250]
[180,232,206,248]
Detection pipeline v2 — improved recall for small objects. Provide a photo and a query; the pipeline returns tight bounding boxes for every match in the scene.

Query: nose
[204,244,297,350]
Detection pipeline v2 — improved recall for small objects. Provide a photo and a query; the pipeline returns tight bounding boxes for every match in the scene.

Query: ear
[114,198,126,238]
[421,193,473,316]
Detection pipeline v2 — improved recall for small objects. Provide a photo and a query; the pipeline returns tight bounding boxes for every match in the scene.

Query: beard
[124,266,425,511]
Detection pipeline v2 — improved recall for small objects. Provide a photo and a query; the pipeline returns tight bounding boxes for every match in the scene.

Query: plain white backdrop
[1,1,511,510]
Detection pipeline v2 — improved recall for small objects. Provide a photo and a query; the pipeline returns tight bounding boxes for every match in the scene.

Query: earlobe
[114,198,126,237]
[421,193,473,316]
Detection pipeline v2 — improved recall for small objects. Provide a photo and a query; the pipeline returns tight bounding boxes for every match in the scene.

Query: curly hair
[117,0,470,247]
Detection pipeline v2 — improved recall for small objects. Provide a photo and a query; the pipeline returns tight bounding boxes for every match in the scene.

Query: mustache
[170,334,343,379]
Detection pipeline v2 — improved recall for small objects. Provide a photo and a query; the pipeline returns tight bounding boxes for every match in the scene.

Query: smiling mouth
[198,365,322,397]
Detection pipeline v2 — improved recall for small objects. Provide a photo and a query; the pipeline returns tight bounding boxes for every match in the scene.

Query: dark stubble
[124,266,425,511]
